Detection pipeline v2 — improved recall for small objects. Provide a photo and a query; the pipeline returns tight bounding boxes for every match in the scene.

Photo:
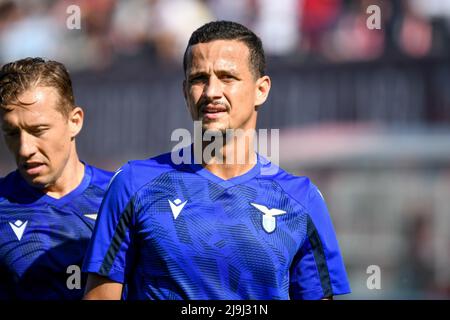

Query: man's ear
[255,75,271,108]
[68,106,84,138]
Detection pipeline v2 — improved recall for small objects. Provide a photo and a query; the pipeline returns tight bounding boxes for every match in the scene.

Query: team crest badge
[250,203,286,233]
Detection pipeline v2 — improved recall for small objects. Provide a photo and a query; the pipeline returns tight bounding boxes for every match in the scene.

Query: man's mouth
[201,104,228,120]
[22,162,45,175]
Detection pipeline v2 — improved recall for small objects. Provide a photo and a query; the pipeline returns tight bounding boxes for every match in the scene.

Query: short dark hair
[183,20,266,79]
[0,57,75,118]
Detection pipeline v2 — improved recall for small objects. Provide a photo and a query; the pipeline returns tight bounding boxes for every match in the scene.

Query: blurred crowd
[1,0,450,71]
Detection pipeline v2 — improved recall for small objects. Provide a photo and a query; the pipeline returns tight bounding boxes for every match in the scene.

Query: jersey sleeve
[82,163,136,284]
[289,185,351,299]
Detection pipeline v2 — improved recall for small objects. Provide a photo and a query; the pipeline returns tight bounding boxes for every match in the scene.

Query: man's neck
[44,154,85,199]
[201,135,257,180]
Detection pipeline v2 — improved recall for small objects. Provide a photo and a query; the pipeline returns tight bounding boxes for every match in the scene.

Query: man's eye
[31,128,48,136]
[189,74,209,83]
[221,75,237,81]
[189,75,208,84]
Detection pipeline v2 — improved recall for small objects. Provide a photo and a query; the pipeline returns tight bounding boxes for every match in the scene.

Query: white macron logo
[9,220,28,241]
[84,214,98,221]
[168,199,187,219]
[250,203,286,233]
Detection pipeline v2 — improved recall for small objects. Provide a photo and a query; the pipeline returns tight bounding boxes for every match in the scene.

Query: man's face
[1,86,80,189]
[183,40,270,133]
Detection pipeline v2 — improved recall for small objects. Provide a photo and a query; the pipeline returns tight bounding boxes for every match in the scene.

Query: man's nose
[204,76,223,100]
[17,132,37,159]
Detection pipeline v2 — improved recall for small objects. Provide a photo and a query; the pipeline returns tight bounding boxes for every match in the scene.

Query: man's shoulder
[128,151,184,178]
[0,170,20,200]
[258,158,319,208]
[0,171,36,212]
[86,164,114,191]
[110,151,186,194]
[0,169,18,185]
[130,151,181,172]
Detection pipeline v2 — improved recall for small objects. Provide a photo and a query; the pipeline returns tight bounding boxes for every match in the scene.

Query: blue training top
[83,149,351,300]
[0,164,113,300]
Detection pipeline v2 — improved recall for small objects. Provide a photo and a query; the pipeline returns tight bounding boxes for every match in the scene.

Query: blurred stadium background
[0,0,449,299]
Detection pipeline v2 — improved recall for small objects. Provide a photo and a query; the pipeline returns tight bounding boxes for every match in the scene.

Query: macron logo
[9,220,28,241]
[168,199,187,219]
[84,214,98,221]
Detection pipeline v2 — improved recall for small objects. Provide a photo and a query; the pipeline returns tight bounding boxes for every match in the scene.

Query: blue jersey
[83,150,351,300]
[0,164,113,300]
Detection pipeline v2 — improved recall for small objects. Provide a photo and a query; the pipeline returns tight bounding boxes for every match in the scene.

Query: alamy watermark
[366,4,381,30]
[66,264,81,290]
[366,265,381,290]
[170,121,280,174]
[66,5,81,30]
